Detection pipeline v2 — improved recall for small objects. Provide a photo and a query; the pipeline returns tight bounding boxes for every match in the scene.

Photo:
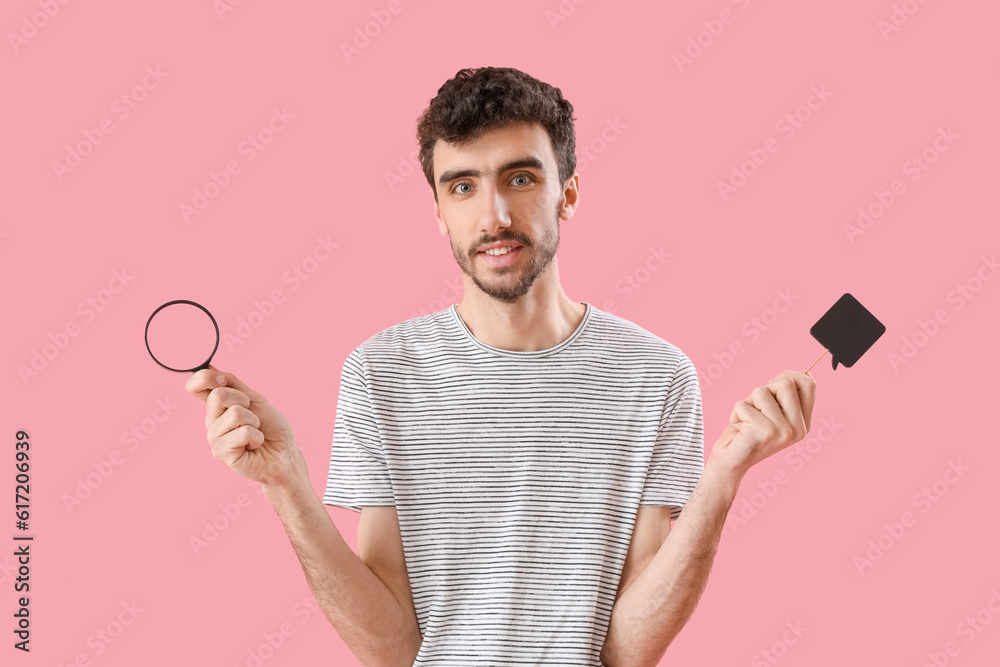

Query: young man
[186,67,816,667]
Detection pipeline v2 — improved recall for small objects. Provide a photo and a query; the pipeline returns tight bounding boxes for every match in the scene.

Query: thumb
[207,364,262,401]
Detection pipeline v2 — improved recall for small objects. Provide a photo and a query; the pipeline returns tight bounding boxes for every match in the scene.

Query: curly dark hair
[416,67,577,201]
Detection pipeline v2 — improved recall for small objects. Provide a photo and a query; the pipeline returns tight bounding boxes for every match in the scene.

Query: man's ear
[559,173,580,221]
[435,199,449,236]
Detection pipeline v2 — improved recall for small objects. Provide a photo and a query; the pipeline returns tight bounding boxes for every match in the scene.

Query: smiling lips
[477,241,523,253]
[477,245,523,266]
[480,245,519,255]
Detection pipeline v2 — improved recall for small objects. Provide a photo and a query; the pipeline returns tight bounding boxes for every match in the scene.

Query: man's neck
[455,290,586,353]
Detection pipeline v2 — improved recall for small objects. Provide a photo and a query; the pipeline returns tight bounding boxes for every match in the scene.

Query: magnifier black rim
[145,299,220,373]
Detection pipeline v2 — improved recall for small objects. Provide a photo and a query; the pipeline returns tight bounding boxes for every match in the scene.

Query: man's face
[432,122,578,304]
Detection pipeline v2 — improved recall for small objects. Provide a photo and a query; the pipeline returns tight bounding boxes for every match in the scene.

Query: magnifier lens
[146,301,219,372]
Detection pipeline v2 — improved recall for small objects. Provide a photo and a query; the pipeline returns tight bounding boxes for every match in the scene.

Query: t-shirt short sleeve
[322,348,395,513]
[638,353,705,520]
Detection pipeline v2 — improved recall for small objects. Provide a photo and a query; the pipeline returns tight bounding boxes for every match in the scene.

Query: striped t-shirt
[323,301,704,666]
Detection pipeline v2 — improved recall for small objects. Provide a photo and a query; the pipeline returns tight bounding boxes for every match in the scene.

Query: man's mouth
[478,245,521,256]
[477,245,523,265]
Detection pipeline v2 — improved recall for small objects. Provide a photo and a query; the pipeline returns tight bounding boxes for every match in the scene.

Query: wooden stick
[803,348,828,375]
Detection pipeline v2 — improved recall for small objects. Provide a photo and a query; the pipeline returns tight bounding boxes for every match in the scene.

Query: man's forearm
[601,458,743,667]
[263,461,422,667]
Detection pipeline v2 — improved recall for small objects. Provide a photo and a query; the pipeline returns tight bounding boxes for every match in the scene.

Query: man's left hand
[708,370,817,479]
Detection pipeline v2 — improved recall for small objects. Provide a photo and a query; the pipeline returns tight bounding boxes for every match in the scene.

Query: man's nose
[478,183,511,232]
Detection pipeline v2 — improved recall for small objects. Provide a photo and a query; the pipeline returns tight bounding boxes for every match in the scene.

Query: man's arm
[600,458,741,667]
[264,461,422,667]
[601,371,816,666]
[186,365,422,666]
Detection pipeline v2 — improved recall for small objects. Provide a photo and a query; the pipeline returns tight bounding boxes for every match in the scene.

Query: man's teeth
[483,246,517,255]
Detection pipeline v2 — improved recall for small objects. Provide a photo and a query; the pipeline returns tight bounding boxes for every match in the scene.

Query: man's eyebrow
[437,156,546,187]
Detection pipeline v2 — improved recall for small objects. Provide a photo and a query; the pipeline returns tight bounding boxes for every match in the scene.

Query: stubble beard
[451,207,561,304]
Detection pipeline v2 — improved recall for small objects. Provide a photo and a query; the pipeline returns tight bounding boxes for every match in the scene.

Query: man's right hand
[186,364,305,488]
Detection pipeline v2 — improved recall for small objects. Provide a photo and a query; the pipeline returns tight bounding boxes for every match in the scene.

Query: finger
[728,398,769,430]
[728,400,742,426]
[746,385,787,430]
[210,425,263,467]
[245,427,266,450]
[765,377,807,441]
[209,365,263,403]
[186,365,228,403]
[733,398,769,426]
[207,404,261,442]
[769,370,816,432]
[724,399,768,450]
[206,387,251,429]
[722,401,750,448]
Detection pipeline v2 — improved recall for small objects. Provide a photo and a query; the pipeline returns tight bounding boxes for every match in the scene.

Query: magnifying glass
[144,299,220,373]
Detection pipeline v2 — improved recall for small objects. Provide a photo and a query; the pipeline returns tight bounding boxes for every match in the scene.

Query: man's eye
[451,174,532,195]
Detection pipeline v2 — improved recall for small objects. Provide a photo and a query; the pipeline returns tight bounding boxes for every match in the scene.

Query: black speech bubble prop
[145,299,220,373]
[805,293,885,371]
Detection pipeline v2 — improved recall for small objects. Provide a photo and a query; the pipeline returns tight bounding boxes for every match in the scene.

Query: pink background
[3,1,999,665]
